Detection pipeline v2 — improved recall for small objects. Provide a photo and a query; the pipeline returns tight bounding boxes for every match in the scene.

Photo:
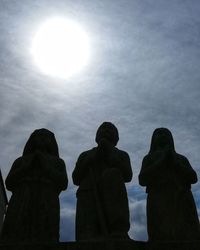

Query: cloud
[60,205,76,241]
[126,185,147,240]
[129,198,147,240]
[1,0,200,242]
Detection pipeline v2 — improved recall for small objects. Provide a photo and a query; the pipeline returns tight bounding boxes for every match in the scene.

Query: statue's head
[149,127,175,153]
[23,128,59,156]
[95,122,119,146]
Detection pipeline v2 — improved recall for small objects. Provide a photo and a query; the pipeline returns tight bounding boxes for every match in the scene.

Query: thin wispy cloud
[0,0,200,241]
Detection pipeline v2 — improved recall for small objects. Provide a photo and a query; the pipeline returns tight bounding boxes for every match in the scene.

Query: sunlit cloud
[0,0,200,242]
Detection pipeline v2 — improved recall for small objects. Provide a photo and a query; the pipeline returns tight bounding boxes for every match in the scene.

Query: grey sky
[0,0,200,241]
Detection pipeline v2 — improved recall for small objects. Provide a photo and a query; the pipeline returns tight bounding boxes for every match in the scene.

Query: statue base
[0,240,200,250]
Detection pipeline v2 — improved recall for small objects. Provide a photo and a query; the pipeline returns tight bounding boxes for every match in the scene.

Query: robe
[1,152,67,243]
[139,152,200,241]
[73,147,132,240]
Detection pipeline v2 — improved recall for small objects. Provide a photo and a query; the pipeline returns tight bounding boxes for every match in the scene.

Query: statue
[139,128,200,241]
[0,129,68,243]
[72,122,133,241]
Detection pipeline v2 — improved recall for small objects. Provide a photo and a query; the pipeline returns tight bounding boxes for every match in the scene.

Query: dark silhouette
[1,129,68,243]
[72,122,132,241]
[0,169,8,234]
[139,128,200,241]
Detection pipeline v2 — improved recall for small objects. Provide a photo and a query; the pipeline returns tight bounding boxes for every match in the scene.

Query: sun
[31,18,90,79]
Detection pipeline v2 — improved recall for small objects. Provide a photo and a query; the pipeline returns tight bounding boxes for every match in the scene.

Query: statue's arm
[118,151,132,182]
[72,151,92,186]
[57,159,68,190]
[109,150,132,182]
[139,155,163,186]
[5,157,24,191]
[175,155,197,184]
[46,158,68,191]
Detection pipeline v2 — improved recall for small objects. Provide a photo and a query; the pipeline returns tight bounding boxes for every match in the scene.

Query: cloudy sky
[0,0,200,242]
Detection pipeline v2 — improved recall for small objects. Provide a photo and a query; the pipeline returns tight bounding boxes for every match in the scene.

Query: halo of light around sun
[31,18,90,79]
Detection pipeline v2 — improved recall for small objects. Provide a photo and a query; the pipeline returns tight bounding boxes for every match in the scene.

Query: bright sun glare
[31,18,90,79]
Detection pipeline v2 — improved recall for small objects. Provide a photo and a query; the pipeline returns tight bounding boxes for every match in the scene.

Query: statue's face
[97,123,118,145]
[23,128,59,156]
[33,131,52,151]
[153,130,172,150]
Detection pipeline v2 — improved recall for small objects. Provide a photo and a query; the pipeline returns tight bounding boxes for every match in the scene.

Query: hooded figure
[1,129,68,243]
[72,122,132,240]
[139,128,200,241]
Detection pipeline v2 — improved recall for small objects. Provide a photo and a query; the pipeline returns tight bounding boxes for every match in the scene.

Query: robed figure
[72,122,132,240]
[1,129,68,243]
[139,128,200,241]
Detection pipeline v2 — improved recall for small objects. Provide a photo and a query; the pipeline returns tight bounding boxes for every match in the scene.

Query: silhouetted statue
[1,129,68,243]
[72,122,132,241]
[139,128,200,241]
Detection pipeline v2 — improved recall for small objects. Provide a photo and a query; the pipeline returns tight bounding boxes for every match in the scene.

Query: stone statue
[72,122,132,241]
[0,129,68,243]
[139,128,200,241]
